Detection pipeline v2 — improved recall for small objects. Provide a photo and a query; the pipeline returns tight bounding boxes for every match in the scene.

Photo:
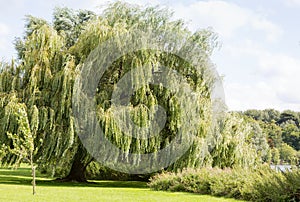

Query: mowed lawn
[0,166,243,202]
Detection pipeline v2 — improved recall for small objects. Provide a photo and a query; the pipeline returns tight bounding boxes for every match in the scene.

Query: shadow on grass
[0,167,147,189]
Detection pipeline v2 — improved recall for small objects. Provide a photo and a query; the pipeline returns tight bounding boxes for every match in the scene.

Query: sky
[0,0,300,111]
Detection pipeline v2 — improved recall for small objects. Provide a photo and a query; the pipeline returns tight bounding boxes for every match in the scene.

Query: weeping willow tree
[0,2,258,182]
[71,2,221,175]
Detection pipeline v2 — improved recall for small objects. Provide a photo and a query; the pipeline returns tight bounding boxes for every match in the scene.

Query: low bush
[148,165,300,201]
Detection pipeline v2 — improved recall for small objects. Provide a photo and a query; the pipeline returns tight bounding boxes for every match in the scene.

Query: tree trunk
[57,143,93,182]
[30,152,36,195]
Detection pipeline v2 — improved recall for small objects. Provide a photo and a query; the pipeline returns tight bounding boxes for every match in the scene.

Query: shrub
[148,165,300,201]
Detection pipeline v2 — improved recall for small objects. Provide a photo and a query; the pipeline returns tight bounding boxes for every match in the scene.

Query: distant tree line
[239,109,300,165]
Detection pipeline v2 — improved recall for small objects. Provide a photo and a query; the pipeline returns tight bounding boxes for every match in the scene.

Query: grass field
[0,166,243,202]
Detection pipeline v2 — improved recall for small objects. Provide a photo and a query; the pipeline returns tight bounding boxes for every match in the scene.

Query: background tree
[243,109,280,123]
[279,143,298,165]
[53,7,95,48]
[259,121,283,149]
[272,148,280,165]
[245,117,269,161]
[210,113,260,168]
[242,109,300,164]
[281,122,300,151]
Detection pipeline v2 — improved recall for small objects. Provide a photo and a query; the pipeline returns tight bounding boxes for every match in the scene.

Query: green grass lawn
[0,166,243,202]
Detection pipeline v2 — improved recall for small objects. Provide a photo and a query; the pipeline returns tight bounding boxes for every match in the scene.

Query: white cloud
[75,0,162,12]
[173,1,249,37]
[218,40,300,111]
[75,0,284,44]
[251,17,283,42]
[0,23,10,55]
[284,0,300,6]
[226,79,300,111]
[122,0,161,6]
[0,39,9,54]
[0,23,9,36]
[226,40,300,79]
[171,0,283,42]
[225,82,277,110]
[0,0,26,11]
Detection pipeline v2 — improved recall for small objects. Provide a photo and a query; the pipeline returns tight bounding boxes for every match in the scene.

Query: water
[270,165,296,172]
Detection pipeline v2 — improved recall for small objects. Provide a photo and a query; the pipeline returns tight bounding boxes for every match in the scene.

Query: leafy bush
[240,166,300,201]
[148,166,300,201]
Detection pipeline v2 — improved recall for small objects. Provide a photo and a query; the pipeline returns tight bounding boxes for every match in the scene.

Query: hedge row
[148,165,300,201]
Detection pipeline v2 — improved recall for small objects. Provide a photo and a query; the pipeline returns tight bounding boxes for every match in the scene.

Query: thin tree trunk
[30,152,36,195]
[32,166,36,195]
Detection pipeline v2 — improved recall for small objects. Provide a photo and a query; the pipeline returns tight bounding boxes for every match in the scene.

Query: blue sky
[0,0,300,111]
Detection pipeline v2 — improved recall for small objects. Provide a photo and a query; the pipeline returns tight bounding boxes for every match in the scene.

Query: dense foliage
[241,109,300,165]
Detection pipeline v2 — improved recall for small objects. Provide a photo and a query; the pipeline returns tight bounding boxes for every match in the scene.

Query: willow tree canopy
[0,2,259,180]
